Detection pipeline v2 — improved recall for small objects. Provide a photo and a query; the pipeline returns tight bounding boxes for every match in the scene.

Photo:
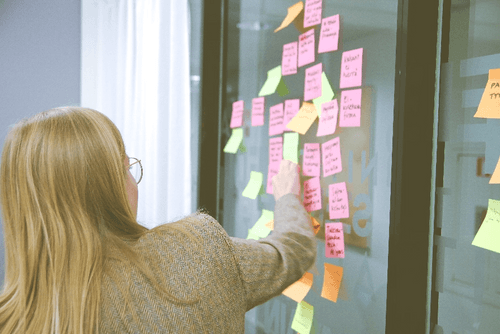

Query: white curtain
[81,0,192,228]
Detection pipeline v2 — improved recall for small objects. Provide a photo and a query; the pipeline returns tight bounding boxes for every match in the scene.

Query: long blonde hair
[0,107,202,333]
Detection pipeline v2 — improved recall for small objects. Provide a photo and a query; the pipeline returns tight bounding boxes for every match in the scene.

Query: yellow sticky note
[242,171,263,199]
[321,263,343,303]
[474,69,500,118]
[286,102,318,135]
[283,132,299,164]
[258,66,289,97]
[223,128,244,154]
[249,209,274,238]
[313,72,335,117]
[472,199,500,253]
[490,156,500,184]
[274,2,304,33]
[282,272,314,303]
[291,300,314,334]
[246,229,261,240]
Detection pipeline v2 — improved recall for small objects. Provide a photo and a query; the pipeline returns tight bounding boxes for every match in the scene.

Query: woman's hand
[272,160,301,201]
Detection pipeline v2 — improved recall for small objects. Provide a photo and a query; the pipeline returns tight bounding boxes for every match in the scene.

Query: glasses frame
[127,157,143,184]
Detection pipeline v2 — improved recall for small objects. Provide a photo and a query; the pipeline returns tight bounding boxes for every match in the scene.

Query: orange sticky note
[274,2,304,33]
[282,272,314,302]
[311,217,321,235]
[321,263,343,302]
[490,156,500,184]
[286,102,318,135]
[265,220,274,230]
[474,69,500,118]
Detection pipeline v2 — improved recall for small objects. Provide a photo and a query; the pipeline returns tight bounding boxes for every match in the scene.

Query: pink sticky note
[318,15,340,54]
[329,182,349,219]
[303,177,322,212]
[266,162,281,194]
[304,63,322,101]
[339,89,362,127]
[252,97,265,126]
[284,99,300,131]
[282,42,298,76]
[298,29,315,68]
[317,99,338,137]
[304,0,323,28]
[303,143,320,177]
[269,137,283,165]
[322,136,342,177]
[269,103,285,136]
[340,48,363,89]
[325,222,345,258]
[230,100,244,128]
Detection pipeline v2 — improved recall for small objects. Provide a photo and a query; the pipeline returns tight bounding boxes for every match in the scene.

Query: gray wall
[0,0,81,286]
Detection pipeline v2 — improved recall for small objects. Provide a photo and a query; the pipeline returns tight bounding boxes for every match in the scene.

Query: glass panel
[433,1,500,333]
[220,0,398,332]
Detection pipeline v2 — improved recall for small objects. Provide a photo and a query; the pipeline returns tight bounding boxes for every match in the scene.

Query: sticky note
[321,263,343,303]
[329,182,349,219]
[472,199,500,253]
[242,171,263,199]
[474,69,500,118]
[246,229,260,240]
[230,100,244,128]
[303,177,322,212]
[286,102,318,135]
[259,65,290,97]
[340,48,363,89]
[313,72,335,116]
[303,0,322,28]
[252,97,265,126]
[282,272,313,302]
[490,156,500,183]
[266,163,280,194]
[265,220,274,230]
[322,136,342,177]
[282,42,298,76]
[250,209,274,239]
[223,128,244,154]
[325,222,345,258]
[269,103,285,136]
[304,63,322,101]
[318,14,340,54]
[283,132,300,164]
[274,1,304,33]
[269,136,283,165]
[339,89,362,127]
[284,99,301,131]
[312,217,321,234]
[291,300,314,334]
[303,143,320,177]
[298,29,315,68]
[317,99,338,137]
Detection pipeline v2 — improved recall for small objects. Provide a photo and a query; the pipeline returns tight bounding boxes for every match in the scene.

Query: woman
[0,107,316,333]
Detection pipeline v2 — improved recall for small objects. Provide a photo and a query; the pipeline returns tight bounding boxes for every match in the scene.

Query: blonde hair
[0,107,202,333]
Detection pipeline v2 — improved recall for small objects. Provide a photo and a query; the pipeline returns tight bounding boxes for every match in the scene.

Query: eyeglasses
[127,157,143,184]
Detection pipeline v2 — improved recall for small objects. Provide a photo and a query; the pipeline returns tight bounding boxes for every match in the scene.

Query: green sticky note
[246,229,261,240]
[223,128,244,154]
[242,171,263,199]
[276,78,290,97]
[259,66,288,97]
[313,72,335,117]
[283,132,299,164]
[472,199,500,253]
[250,209,274,238]
[291,300,314,334]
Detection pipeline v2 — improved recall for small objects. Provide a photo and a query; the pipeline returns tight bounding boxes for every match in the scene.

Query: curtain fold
[81,0,192,228]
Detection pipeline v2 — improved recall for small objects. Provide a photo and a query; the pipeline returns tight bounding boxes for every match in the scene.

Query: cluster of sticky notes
[472,199,500,253]
[247,209,274,240]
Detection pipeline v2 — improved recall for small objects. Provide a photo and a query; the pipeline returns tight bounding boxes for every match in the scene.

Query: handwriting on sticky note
[304,63,322,101]
[313,72,335,116]
[284,99,301,131]
[283,132,300,164]
[242,171,263,199]
[230,100,244,128]
[317,99,338,137]
[269,137,283,165]
[282,42,298,76]
[282,272,313,303]
[266,163,280,194]
[303,177,322,212]
[339,89,362,127]
[286,102,318,135]
[223,128,244,154]
[274,1,304,33]
[303,0,322,28]
[322,137,342,177]
[303,143,320,176]
[318,14,339,54]
[329,182,349,219]
[298,29,315,68]
[269,103,284,136]
[340,48,363,89]
[325,222,345,258]
[321,263,343,303]
[472,199,500,253]
[291,300,314,334]
[474,69,500,118]
[251,97,265,126]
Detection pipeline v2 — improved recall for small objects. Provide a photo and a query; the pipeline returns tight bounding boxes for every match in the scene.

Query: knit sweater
[99,193,317,333]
